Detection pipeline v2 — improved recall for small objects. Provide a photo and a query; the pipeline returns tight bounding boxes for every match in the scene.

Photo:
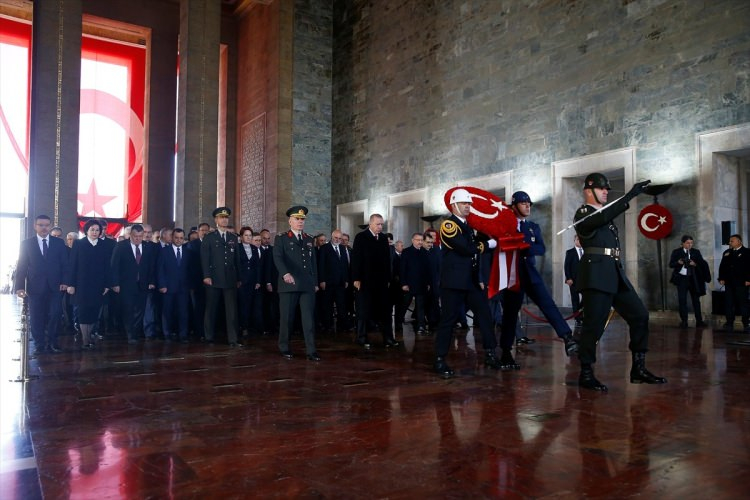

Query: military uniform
[573,173,665,390]
[201,207,241,345]
[273,206,319,357]
[434,202,505,376]
[718,243,750,330]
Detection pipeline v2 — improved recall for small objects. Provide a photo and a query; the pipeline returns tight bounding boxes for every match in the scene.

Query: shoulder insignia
[440,220,461,239]
[477,241,485,253]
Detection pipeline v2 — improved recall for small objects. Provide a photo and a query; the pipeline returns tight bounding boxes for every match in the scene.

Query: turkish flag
[444,187,529,297]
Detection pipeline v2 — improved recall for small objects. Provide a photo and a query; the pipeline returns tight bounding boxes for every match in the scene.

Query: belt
[585,247,621,259]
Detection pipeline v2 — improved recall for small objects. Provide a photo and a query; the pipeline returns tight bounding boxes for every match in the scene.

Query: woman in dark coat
[65,220,110,348]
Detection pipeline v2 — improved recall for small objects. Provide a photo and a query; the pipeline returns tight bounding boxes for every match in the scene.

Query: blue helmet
[511,191,533,206]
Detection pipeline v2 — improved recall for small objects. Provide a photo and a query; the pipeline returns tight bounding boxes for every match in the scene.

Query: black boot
[500,350,520,370]
[579,365,608,391]
[484,351,502,370]
[434,356,454,379]
[562,334,578,356]
[630,352,667,384]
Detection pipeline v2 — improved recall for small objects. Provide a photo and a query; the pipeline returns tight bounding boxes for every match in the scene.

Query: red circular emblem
[638,203,673,240]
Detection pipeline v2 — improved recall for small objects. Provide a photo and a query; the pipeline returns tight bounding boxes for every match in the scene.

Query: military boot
[630,352,667,384]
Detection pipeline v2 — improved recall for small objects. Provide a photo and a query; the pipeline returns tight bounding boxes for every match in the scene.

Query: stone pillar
[28,0,81,235]
[175,0,221,228]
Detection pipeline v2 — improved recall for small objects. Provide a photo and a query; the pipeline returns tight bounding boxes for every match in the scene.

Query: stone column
[28,0,81,235]
[175,0,221,228]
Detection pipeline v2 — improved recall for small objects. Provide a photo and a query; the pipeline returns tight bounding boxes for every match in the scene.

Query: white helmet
[449,188,473,204]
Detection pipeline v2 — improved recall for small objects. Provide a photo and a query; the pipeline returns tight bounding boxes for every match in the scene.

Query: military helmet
[583,173,612,191]
[511,191,533,206]
[449,188,473,204]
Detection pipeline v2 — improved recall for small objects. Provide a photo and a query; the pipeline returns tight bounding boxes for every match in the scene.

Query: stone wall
[292,0,333,235]
[332,0,750,308]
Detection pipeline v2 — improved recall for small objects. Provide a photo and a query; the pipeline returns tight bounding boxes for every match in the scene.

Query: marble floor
[1,293,749,499]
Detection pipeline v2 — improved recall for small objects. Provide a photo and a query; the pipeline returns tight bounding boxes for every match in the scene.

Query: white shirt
[36,234,48,254]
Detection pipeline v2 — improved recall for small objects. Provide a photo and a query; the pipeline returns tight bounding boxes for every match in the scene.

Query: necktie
[335,245,340,258]
[135,245,142,264]
[298,233,303,243]
[223,232,227,242]
[519,220,526,233]
[42,238,48,257]
[375,234,378,241]
[176,247,181,264]
[577,247,582,259]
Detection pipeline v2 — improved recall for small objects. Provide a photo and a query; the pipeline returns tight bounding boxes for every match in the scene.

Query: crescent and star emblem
[468,193,507,220]
[639,212,668,232]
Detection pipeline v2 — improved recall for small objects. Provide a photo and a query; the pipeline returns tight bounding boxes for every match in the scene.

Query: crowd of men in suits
[13,199,589,367]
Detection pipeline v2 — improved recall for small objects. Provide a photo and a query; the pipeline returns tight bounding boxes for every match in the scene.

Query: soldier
[718,234,750,332]
[573,173,666,391]
[201,207,242,347]
[273,206,320,360]
[434,189,504,378]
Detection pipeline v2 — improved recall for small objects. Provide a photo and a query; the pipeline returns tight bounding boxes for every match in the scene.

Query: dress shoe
[630,352,667,384]
[678,321,688,329]
[229,342,243,348]
[384,338,400,348]
[307,352,321,361]
[433,357,454,379]
[280,350,293,359]
[180,339,190,344]
[516,336,535,345]
[484,352,503,370]
[563,334,579,356]
[81,343,95,350]
[127,338,137,345]
[499,350,520,370]
[48,345,63,353]
[579,366,608,391]
[695,321,709,328]
[355,338,372,350]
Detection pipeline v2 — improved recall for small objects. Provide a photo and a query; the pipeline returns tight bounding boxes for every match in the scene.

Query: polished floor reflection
[1,293,749,498]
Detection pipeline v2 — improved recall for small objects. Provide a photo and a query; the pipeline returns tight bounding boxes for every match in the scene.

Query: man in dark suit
[434,189,503,378]
[351,214,399,349]
[110,224,157,344]
[718,234,750,332]
[423,231,442,331]
[260,228,280,335]
[201,207,242,347]
[669,234,710,329]
[318,229,350,333]
[390,240,406,334]
[341,233,355,329]
[401,232,431,334]
[273,206,320,360]
[237,228,264,337]
[573,173,665,391]
[15,215,68,354]
[564,234,584,325]
[187,222,210,340]
[156,228,192,342]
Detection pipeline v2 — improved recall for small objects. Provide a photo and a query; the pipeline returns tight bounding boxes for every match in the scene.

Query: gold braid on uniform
[477,242,484,253]
[440,220,461,249]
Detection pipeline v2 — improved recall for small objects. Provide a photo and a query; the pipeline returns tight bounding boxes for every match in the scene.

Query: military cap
[212,206,231,217]
[583,173,612,191]
[511,190,533,206]
[286,206,308,219]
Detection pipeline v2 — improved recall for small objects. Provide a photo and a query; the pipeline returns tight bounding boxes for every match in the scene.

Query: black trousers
[568,284,581,312]
[435,286,496,357]
[28,290,63,347]
[120,289,147,341]
[725,284,749,327]
[356,285,393,341]
[204,286,238,343]
[321,284,347,330]
[579,286,649,365]
[674,274,703,323]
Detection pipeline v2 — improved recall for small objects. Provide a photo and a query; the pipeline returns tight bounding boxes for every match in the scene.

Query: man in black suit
[260,228,280,334]
[423,231,442,331]
[351,214,399,349]
[433,190,503,378]
[273,206,320,360]
[390,240,406,334]
[15,215,68,354]
[157,228,192,342]
[110,224,157,344]
[187,222,210,339]
[718,234,750,332]
[401,232,431,334]
[564,234,584,325]
[669,234,710,329]
[341,233,355,329]
[237,228,264,337]
[201,207,242,347]
[318,229,350,333]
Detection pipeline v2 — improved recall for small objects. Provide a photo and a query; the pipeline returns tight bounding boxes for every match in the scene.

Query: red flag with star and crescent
[444,187,529,298]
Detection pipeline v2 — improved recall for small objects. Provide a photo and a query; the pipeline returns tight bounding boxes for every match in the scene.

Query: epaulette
[440,219,461,238]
